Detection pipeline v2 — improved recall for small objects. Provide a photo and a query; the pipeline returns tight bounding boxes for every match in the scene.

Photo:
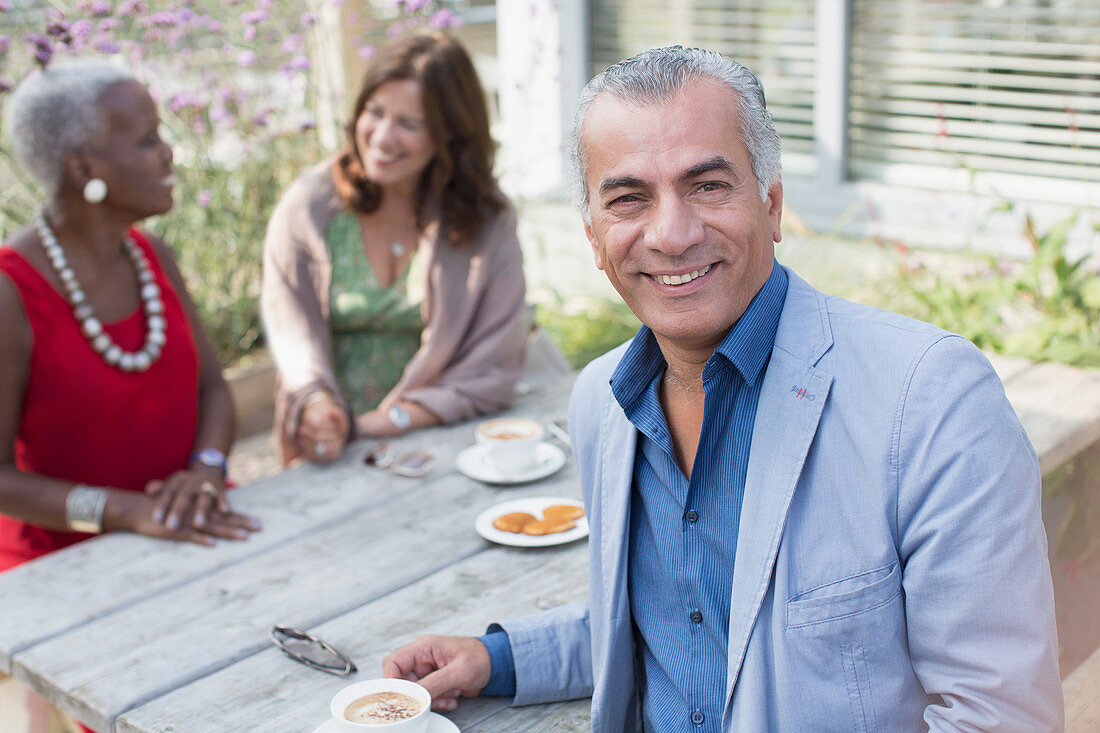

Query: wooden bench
[989,354,1100,726]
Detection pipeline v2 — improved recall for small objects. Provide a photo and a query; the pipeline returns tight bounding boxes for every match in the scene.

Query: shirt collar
[610,260,788,411]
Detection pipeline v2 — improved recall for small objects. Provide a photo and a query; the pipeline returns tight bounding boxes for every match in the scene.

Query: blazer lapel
[723,271,834,709]
[598,390,636,638]
[591,389,640,727]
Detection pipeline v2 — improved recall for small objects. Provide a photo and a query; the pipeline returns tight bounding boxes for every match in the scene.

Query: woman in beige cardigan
[261,30,527,465]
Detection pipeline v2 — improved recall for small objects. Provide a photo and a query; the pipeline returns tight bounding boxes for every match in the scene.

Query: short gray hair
[569,45,781,219]
[5,58,137,197]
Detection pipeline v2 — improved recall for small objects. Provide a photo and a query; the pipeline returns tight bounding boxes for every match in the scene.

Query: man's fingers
[413,662,479,702]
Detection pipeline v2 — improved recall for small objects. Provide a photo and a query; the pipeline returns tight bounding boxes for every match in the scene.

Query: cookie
[521,518,576,535]
[542,504,585,523]
[493,512,537,533]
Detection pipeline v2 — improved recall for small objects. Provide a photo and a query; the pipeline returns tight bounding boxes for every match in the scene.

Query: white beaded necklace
[35,214,167,372]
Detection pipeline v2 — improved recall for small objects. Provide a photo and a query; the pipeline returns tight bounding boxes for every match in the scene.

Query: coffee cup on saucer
[474,417,545,475]
[329,678,431,732]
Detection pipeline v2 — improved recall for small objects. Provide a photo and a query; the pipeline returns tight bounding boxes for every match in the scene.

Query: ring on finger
[314,443,328,457]
[199,481,219,497]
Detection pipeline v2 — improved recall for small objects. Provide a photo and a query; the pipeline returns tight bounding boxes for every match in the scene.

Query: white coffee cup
[329,678,431,732]
[475,417,545,475]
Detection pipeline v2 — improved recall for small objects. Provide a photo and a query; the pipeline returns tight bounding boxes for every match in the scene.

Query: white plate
[313,712,460,733]
[456,442,566,485]
[475,497,588,548]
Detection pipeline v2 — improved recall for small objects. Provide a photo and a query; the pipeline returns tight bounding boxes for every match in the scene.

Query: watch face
[193,449,227,471]
[388,406,411,429]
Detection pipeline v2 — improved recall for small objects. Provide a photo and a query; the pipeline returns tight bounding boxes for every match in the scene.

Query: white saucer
[313,712,460,733]
[475,496,588,548]
[456,442,565,485]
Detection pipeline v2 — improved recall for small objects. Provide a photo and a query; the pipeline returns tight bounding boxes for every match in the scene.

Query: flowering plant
[0,0,461,365]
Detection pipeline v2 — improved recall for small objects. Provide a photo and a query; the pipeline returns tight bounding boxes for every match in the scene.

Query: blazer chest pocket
[786,563,901,630]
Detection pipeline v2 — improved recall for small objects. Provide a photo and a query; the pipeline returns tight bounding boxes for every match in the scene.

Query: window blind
[848,0,1100,191]
[590,0,818,174]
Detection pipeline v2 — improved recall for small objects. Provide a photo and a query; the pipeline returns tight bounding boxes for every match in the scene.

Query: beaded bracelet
[65,484,109,534]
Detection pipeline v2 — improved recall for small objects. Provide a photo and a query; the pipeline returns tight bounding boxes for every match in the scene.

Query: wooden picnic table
[0,373,589,732]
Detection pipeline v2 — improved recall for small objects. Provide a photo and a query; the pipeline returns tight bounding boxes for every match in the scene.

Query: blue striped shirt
[611,262,787,731]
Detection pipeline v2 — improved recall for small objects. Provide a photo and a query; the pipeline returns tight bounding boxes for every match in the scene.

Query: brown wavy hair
[332,29,502,247]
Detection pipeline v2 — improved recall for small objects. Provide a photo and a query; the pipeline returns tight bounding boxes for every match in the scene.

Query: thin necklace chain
[663,365,705,394]
[35,214,167,372]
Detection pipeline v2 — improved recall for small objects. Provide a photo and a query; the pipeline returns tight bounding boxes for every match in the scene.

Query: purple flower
[0,35,10,54]
[210,106,230,123]
[205,19,223,33]
[98,18,121,31]
[89,1,113,16]
[300,12,317,27]
[429,9,462,28]
[243,25,257,41]
[70,19,95,47]
[117,0,145,16]
[357,45,375,60]
[281,55,310,78]
[175,8,195,24]
[281,34,303,53]
[0,2,11,12]
[167,91,202,113]
[24,33,54,67]
[0,79,11,93]
[240,10,268,25]
[300,119,316,132]
[236,49,256,67]
[197,190,212,207]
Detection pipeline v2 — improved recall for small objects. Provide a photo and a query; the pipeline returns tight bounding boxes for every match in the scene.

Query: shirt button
[691,710,705,725]
[685,510,699,523]
[690,610,703,623]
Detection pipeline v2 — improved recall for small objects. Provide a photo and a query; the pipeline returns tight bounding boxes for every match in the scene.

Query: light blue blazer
[499,269,1063,731]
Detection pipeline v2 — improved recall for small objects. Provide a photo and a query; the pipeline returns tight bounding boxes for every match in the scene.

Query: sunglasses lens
[282,637,335,665]
[392,451,433,477]
[363,442,395,468]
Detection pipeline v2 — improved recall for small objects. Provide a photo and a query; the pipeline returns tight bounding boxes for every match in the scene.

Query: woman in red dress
[0,59,261,731]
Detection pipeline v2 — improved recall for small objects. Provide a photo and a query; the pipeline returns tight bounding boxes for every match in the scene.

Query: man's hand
[383,635,491,712]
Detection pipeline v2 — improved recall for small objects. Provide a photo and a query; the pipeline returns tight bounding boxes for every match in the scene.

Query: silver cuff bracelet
[65,485,109,534]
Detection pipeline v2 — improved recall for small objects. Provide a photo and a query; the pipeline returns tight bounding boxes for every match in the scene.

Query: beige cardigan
[261,162,527,464]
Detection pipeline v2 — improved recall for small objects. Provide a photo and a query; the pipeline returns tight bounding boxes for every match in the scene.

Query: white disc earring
[83,178,108,204]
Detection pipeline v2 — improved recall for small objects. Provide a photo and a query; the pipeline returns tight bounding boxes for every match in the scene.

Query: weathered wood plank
[1065,644,1100,733]
[13,460,583,732]
[116,541,591,732]
[0,374,576,675]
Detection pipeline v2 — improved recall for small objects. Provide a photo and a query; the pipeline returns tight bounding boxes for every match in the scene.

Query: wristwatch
[190,448,228,475]
[387,405,412,431]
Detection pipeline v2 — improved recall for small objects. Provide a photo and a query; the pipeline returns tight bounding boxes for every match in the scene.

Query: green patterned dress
[326,211,424,416]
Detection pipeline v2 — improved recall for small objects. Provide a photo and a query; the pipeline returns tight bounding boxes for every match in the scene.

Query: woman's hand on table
[145,467,262,540]
[297,394,349,463]
[383,635,491,712]
[106,485,260,546]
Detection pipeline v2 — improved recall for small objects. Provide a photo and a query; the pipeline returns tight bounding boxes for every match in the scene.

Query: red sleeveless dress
[0,230,200,571]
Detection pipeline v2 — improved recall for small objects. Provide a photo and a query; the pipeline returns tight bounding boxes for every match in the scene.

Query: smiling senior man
[383,45,1063,732]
